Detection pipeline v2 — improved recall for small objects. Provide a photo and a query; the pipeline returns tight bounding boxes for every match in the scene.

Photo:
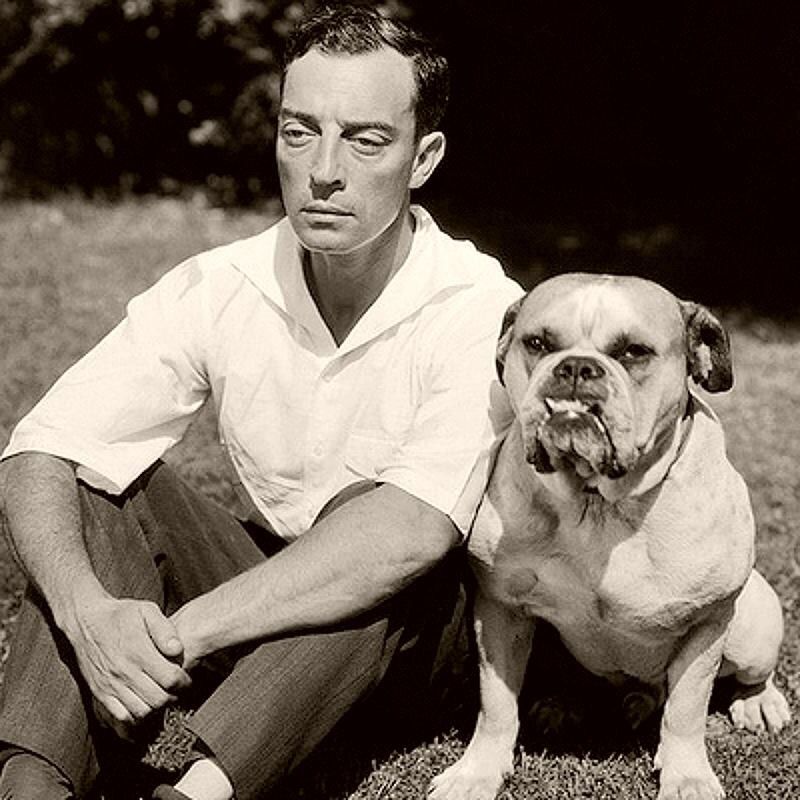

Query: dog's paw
[654,740,724,800]
[730,677,791,733]
[657,771,724,800]
[621,684,663,730]
[527,694,585,737]
[428,753,510,800]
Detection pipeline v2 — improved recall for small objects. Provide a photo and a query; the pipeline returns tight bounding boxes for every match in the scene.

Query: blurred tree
[1,1,798,307]
[0,0,414,202]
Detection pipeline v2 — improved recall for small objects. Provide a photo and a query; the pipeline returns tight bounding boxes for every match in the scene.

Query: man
[0,6,522,799]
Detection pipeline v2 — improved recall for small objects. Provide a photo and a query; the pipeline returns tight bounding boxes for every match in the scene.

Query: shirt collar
[230,206,477,357]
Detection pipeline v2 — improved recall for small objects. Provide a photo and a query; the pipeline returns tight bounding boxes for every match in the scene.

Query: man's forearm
[171,483,459,666]
[0,452,110,629]
[0,452,191,724]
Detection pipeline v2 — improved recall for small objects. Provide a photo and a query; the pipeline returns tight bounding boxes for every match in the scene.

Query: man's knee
[0,750,75,800]
[0,459,15,543]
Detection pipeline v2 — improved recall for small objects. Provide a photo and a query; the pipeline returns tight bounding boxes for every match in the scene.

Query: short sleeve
[378,281,523,534]
[1,257,212,493]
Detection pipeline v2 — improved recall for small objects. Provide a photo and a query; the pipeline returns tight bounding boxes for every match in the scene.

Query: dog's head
[496,273,732,499]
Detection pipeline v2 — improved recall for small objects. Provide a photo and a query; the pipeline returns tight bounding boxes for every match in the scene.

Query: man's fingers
[126,671,177,716]
[70,597,192,723]
[99,673,172,723]
[98,695,134,726]
[140,604,192,689]
[144,657,192,694]
[93,697,136,742]
[141,603,184,660]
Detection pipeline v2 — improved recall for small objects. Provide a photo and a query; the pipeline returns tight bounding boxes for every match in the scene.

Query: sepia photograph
[0,2,798,798]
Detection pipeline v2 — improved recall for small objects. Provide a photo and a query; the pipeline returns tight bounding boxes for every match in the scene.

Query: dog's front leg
[429,590,535,800]
[655,602,734,800]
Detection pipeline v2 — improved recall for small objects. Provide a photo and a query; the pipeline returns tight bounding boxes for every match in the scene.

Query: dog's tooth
[590,414,605,432]
[546,397,588,415]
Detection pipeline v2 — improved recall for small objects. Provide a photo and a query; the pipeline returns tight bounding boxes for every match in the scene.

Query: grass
[1,196,799,799]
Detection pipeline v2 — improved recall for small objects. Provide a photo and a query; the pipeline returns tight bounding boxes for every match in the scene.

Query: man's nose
[309,136,345,195]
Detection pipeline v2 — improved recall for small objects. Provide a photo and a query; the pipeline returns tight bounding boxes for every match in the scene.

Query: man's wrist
[170,599,214,668]
[51,576,112,638]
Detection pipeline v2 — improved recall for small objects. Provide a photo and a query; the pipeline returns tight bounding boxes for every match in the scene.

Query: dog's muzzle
[524,355,627,480]
[549,355,609,404]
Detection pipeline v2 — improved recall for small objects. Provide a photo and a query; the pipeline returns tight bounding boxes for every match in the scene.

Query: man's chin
[290,208,409,258]
[289,218,358,254]
[296,231,357,256]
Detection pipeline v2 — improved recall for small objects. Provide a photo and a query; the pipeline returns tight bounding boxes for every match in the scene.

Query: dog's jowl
[429,273,790,800]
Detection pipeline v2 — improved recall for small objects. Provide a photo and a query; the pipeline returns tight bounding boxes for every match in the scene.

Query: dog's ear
[679,301,733,392]
[496,295,525,384]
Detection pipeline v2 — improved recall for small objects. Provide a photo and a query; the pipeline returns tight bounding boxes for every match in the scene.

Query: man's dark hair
[281,4,449,137]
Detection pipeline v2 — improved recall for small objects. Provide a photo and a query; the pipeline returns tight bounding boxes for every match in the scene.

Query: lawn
[0,197,798,799]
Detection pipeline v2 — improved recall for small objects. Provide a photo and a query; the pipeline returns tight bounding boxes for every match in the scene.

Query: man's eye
[349,136,387,155]
[281,126,314,147]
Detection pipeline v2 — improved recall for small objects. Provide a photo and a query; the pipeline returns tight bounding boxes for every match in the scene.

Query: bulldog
[429,274,790,800]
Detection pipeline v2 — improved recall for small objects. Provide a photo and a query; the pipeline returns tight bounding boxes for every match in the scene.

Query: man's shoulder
[193,216,285,272]
[414,206,523,294]
[412,222,524,345]
[167,216,293,307]
[133,218,288,317]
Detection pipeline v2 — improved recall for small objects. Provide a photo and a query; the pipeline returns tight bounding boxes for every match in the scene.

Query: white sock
[174,758,234,800]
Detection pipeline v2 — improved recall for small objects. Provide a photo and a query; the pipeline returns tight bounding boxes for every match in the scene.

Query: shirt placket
[304,357,342,527]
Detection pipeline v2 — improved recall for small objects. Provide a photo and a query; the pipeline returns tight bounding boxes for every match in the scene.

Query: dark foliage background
[2,0,799,308]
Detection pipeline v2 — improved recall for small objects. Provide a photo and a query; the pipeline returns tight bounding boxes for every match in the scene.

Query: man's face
[277,47,422,255]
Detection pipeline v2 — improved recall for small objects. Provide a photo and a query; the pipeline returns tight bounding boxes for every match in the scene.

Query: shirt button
[312,444,324,458]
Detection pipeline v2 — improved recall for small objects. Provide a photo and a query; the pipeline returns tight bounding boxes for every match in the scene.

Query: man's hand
[62,595,192,730]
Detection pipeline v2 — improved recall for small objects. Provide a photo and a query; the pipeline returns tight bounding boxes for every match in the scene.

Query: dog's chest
[492,525,661,622]
[473,501,692,678]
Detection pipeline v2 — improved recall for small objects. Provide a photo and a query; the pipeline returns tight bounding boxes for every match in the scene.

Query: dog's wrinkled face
[497,274,732,499]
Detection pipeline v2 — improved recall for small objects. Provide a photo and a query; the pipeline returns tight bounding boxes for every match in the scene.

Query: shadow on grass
[89,654,474,800]
[95,612,776,799]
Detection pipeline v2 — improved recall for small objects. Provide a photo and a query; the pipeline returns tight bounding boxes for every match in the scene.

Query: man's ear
[680,301,733,392]
[409,131,446,189]
[496,295,525,385]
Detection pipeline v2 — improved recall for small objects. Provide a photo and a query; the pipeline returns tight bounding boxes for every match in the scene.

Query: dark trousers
[0,463,465,799]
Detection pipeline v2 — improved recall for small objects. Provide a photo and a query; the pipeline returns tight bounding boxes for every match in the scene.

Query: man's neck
[304,208,416,345]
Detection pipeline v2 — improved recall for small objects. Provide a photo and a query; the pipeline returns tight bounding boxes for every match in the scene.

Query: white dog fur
[429,273,790,800]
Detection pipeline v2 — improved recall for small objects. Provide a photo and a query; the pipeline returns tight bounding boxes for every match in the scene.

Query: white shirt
[2,207,523,540]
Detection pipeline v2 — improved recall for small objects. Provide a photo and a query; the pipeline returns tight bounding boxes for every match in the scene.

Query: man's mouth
[528,397,626,480]
[301,203,353,218]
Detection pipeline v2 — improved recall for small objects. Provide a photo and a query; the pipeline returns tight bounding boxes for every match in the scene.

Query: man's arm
[170,483,459,667]
[0,453,191,727]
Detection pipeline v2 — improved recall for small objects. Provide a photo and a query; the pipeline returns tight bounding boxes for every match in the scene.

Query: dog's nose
[553,356,606,384]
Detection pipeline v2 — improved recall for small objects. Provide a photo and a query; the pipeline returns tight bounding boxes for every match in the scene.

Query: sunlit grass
[0,197,798,799]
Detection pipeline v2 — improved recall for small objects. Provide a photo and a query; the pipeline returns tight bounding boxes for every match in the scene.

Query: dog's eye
[620,343,653,361]
[522,335,548,353]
